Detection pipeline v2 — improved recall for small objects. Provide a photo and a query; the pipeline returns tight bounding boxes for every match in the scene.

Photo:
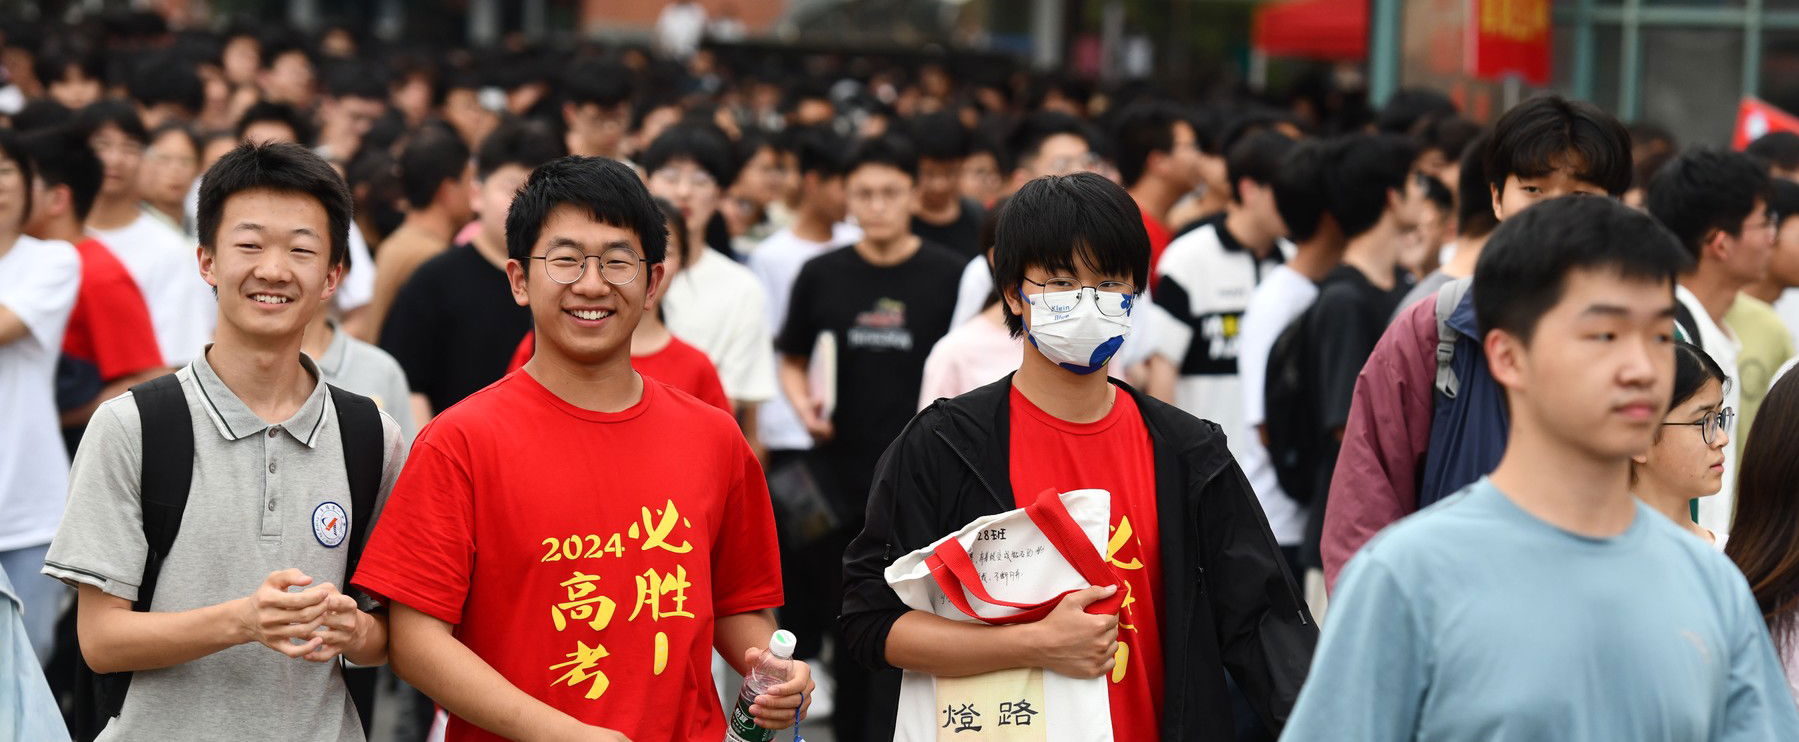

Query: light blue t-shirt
[1282,478,1799,741]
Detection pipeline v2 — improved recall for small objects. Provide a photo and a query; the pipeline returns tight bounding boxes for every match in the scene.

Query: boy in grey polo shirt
[42,142,405,741]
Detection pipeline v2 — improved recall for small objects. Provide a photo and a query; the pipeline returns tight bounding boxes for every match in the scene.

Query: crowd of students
[8,10,1799,742]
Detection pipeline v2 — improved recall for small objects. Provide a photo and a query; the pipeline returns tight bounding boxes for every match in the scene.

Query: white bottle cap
[769,629,796,660]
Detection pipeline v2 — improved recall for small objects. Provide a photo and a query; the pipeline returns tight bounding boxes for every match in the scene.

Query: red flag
[1734,98,1799,151]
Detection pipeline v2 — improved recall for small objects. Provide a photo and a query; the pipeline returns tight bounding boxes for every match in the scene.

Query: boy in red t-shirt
[840,173,1314,739]
[353,156,809,742]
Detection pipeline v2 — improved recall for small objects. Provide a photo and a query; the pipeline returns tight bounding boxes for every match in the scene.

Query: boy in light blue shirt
[1284,196,1799,740]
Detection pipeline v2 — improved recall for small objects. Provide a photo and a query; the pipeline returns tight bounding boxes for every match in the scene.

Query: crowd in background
[7,7,1799,742]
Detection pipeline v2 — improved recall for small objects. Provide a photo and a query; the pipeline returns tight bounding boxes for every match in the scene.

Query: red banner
[1733,98,1799,151]
[1470,0,1550,86]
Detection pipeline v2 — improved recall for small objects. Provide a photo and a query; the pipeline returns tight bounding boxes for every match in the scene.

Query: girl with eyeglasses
[1630,341,1734,548]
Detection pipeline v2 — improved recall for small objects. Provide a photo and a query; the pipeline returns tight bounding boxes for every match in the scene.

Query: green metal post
[1746,0,1764,101]
[1573,0,1596,102]
[1619,0,1642,121]
[1370,0,1403,108]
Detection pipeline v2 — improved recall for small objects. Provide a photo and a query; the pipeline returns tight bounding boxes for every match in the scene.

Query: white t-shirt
[90,210,217,366]
[663,248,777,405]
[1236,265,1319,545]
[1775,288,1799,351]
[1676,285,1742,537]
[748,224,859,451]
[334,223,376,314]
[1156,221,1294,471]
[918,312,1022,411]
[0,237,81,550]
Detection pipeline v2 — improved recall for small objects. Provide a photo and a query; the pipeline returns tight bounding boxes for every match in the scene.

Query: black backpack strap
[328,385,383,579]
[83,373,194,728]
[1673,301,1705,351]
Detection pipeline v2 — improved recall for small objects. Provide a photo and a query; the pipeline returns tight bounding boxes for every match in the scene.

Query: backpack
[1418,278,1509,510]
[1263,311,1322,505]
[72,374,383,740]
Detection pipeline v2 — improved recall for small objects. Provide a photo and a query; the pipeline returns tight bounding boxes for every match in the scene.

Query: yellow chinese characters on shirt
[1106,515,1144,684]
[541,499,696,700]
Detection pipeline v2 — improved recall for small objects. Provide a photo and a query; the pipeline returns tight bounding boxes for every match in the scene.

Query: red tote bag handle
[926,489,1124,625]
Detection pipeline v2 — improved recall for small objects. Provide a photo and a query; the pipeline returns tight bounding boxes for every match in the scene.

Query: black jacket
[840,375,1317,740]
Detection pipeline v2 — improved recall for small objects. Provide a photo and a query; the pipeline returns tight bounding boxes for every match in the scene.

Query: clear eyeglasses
[1022,277,1136,317]
[528,245,647,285]
[1661,407,1736,446]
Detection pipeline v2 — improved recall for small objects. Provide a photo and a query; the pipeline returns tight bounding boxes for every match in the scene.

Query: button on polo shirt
[43,348,406,741]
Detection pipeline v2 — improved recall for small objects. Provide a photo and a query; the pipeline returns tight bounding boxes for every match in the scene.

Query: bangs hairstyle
[73,99,149,145]
[504,155,669,269]
[1006,111,1090,174]
[1483,94,1632,197]
[790,125,851,178]
[475,118,567,180]
[1645,147,1774,259]
[1272,138,1332,243]
[992,173,1149,337]
[235,101,313,146]
[196,141,353,268]
[1473,195,1692,344]
[640,122,737,187]
[1666,340,1731,420]
[1456,132,1499,238]
[847,133,920,180]
[905,111,971,162]
[1110,99,1187,187]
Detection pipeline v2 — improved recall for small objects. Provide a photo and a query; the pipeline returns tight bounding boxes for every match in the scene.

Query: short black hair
[0,129,37,227]
[73,100,149,145]
[1456,132,1499,239]
[1007,111,1090,174]
[399,125,471,210]
[235,100,313,145]
[790,125,850,178]
[653,196,691,266]
[127,51,204,115]
[1646,147,1774,260]
[1772,178,1799,229]
[1225,129,1297,203]
[993,172,1149,337]
[562,59,634,109]
[11,99,72,133]
[196,141,353,268]
[1377,89,1457,134]
[1474,195,1691,343]
[1669,340,1730,416]
[504,155,668,269]
[258,32,312,71]
[320,59,388,101]
[846,133,919,180]
[639,122,737,187]
[1328,133,1417,240]
[906,112,971,162]
[148,121,201,159]
[1484,94,1632,197]
[34,45,103,89]
[1110,100,1188,187]
[475,118,566,180]
[1273,139,1332,243]
[1413,114,1482,162]
[1747,131,1799,173]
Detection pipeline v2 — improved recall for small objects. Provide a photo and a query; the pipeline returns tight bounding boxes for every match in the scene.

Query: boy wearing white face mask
[840,173,1317,740]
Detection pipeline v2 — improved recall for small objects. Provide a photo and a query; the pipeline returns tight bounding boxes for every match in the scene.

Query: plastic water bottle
[725,629,796,742]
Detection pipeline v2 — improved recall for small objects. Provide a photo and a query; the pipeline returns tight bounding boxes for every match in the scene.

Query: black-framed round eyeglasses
[1022,276,1136,317]
[528,245,647,285]
[1661,407,1735,446]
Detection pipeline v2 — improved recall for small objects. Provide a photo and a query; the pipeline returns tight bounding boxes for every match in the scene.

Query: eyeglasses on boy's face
[1021,276,1136,317]
[528,245,647,285]
[1661,407,1735,446]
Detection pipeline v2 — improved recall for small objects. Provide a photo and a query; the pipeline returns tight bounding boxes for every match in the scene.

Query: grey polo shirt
[317,319,416,440]
[43,350,406,742]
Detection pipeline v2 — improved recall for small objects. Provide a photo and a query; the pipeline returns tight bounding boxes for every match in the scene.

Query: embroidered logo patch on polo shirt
[313,502,349,547]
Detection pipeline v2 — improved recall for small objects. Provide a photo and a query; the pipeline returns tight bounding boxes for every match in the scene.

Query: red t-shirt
[1007,384,1163,739]
[63,237,162,380]
[508,332,731,414]
[352,372,783,742]
[1141,206,1172,274]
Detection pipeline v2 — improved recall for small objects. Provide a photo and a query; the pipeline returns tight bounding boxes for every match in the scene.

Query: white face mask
[1023,286,1134,375]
